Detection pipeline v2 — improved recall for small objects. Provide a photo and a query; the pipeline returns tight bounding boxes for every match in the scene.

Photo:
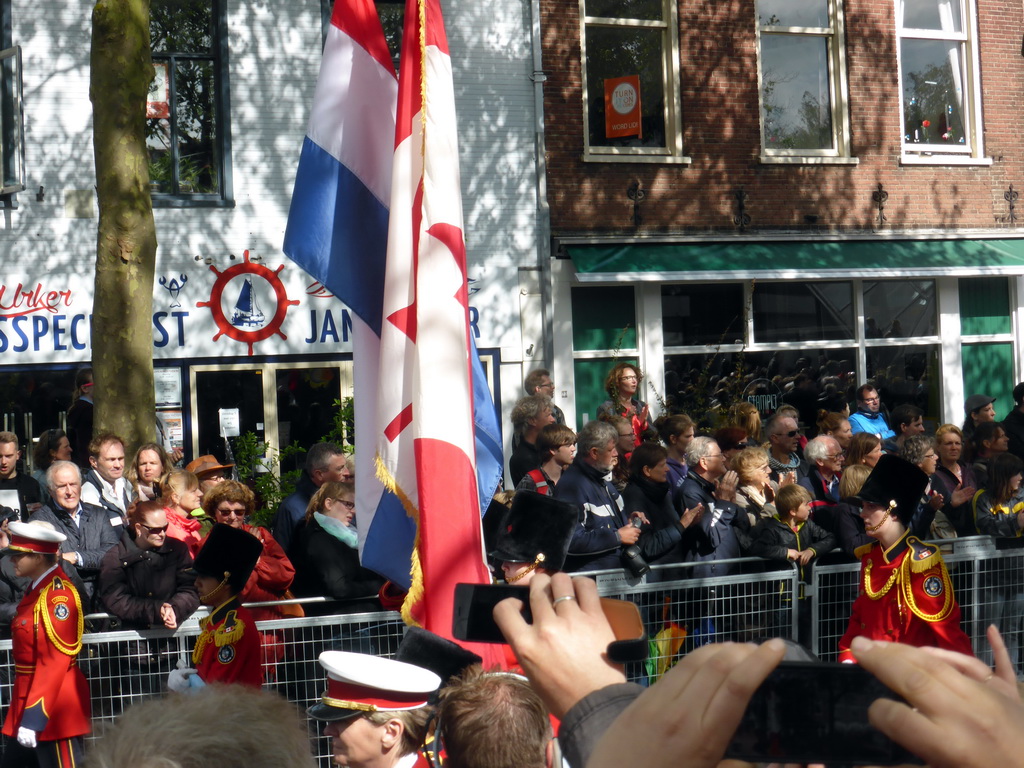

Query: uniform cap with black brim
[307,650,442,722]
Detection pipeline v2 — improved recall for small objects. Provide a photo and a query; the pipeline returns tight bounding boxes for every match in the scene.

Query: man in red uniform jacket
[2,521,90,768]
[838,454,973,662]
[168,523,264,690]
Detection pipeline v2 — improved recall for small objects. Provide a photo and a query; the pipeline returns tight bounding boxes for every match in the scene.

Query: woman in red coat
[3,521,90,768]
[200,481,296,678]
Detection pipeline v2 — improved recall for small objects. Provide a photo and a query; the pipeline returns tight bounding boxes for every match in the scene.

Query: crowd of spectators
[503,364,1024,646]
[0,430,376,649]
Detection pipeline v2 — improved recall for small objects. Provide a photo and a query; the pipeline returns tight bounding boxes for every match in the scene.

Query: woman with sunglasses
[97,499,200,630]
[291,481,383,615]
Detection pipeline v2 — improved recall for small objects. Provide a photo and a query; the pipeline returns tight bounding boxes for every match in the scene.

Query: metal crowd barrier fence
[0,538,1014,763]
[584,557,802,683]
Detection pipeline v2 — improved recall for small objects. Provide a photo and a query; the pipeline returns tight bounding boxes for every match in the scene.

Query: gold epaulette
[214,610,245,647]
[905,536,941,573]
[854,542,874,560]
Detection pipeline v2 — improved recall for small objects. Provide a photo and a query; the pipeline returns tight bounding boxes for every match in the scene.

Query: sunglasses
[139,523,169,534]
[776,430,799,438]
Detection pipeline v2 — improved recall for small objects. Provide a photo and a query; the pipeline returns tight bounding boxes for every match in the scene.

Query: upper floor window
[0,0,25,197]
[898,0,985,160]
[756,0,853,162]
[147,0,232,205]
[579,0,687,163]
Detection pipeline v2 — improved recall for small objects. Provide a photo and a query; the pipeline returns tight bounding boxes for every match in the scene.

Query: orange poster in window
[604,75,642,139]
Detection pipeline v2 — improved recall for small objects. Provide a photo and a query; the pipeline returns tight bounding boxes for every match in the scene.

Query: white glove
[167,667,198,692]
[17,727,36,748]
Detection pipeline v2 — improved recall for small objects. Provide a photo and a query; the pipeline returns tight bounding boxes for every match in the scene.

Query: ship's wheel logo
[197,250,300,356]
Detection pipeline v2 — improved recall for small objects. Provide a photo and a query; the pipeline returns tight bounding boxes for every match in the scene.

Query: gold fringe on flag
[375,452,426,628]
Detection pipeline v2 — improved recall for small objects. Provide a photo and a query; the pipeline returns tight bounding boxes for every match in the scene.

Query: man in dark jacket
[554,420,640,572]
[680,437,741,578]
[98,501,199,629]
[31,461,122,609]
[271,442,350,552]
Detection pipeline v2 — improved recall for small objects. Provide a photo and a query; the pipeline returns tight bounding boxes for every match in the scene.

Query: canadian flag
[376,0,503,663]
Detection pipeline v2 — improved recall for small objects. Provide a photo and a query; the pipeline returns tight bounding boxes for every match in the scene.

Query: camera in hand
[621,515,649,577]
[724,662,923,766]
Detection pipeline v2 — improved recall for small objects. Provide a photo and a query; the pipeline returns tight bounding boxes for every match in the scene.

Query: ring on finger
[552,595,577,607]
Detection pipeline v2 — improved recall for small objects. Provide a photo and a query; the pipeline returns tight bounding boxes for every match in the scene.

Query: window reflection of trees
[760,38,833,150]
[901,43,966,145]
[147,0,219,196]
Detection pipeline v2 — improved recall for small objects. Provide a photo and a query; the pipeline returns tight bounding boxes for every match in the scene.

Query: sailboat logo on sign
[196,250,299,356]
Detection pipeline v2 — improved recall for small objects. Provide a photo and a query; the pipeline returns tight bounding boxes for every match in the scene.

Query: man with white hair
[31,461,122,607]
[799,435,843,506]
[680,437,740,577]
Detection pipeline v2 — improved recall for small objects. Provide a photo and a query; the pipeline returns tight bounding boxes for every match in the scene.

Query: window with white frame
[898,0,983,157]
[579,0,686,162]
[756,0,853,160]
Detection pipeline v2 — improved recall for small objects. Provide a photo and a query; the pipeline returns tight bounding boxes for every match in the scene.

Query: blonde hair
[731,447,770,486]
[839,464,871,499]
[158,469,199,507]
[729,402,762,443]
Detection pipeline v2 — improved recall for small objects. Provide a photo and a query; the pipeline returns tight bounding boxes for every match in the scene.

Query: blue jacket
[848,409,895,440]
[680,472,741,578]
[555,458,627,572]
[271,472,318,553]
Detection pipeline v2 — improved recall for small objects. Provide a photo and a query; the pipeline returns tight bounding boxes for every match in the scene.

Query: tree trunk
[89,0,158,453]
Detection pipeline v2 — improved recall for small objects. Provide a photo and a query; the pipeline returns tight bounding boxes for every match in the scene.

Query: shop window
[959,276,1011,336]
[663,348,856,426]
[147,0,232,205]
[752,281,854,343]
[580,0,686,162]
[864,344,939,422]
[662,283,744,347]
[898,0,985,160]
[571,285,637,351]
[862,280,936,338]
[756,0,853,161]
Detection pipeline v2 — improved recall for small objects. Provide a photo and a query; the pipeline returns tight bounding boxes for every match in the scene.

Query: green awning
[566,238,1024,280]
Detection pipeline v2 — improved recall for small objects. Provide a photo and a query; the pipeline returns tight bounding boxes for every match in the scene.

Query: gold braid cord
[862,559,899,599]
[863,556,954,622]
[35,582,83,657]
[191,610,247,665]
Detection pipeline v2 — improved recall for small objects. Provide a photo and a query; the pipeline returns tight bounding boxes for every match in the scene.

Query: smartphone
[724,662,923,766]
[451,583,648,663]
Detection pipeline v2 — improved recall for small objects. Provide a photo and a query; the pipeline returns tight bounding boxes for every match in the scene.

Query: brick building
[539,0,1024,430]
